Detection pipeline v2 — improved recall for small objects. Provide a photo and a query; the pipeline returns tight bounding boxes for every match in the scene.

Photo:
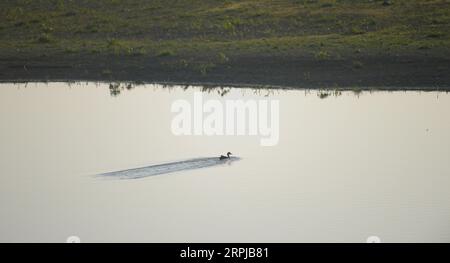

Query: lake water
[0,82,449,242]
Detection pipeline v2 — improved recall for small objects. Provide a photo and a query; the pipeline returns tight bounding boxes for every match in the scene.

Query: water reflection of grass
[104,82,373,98]
[9,81,450,98]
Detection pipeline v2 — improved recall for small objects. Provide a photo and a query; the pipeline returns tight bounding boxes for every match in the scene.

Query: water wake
[97,157,240,179]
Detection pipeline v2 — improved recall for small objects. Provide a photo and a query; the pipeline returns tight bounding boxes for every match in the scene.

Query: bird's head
[227,152,232,156]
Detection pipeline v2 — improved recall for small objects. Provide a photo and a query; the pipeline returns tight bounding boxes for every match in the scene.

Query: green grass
[36,33,54,44]
[0,0,449,62]
[157,50,175,57]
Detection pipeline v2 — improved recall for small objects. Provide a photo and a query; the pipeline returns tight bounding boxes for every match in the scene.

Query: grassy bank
[1,0,449,87]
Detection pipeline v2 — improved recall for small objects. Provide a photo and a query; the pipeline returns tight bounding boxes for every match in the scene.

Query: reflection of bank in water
[96,157,241,179]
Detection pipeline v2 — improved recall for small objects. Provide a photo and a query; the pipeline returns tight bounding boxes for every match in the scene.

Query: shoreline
[2,79,449,92]
[1,54,449,90]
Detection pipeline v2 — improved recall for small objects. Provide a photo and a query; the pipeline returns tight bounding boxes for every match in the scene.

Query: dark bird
[219,152,232,160]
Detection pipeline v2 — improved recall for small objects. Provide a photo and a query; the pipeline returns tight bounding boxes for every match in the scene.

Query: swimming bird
[219,152,232,160]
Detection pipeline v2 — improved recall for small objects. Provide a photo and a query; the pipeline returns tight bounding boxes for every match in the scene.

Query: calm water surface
[0,82,449,242]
